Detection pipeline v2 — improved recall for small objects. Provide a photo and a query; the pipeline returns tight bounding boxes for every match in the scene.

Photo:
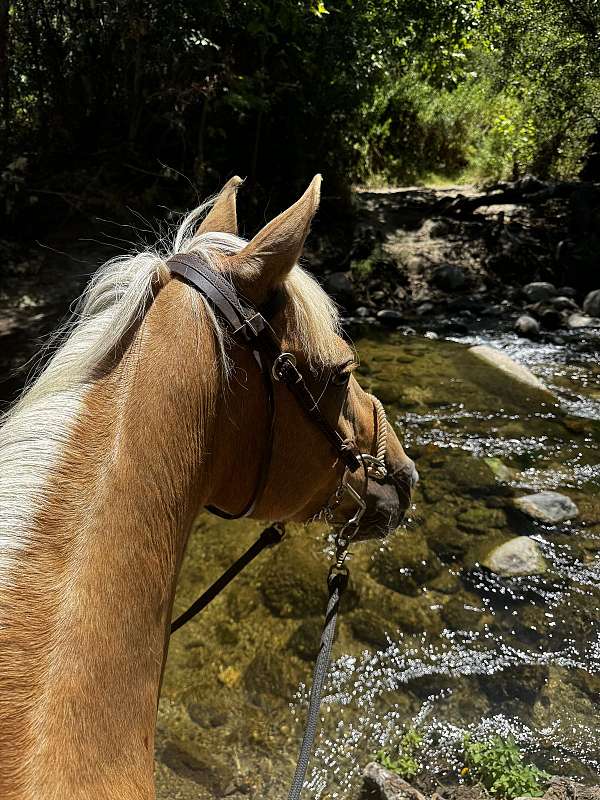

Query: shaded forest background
[1,0,600,235]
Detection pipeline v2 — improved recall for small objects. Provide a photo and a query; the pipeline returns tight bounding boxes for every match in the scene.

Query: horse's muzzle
[355,459,418,541]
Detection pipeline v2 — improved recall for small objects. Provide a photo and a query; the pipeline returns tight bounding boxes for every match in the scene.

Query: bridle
[167,252,389,554]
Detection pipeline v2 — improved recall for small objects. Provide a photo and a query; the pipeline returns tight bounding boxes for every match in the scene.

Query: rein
[167,252,390,798]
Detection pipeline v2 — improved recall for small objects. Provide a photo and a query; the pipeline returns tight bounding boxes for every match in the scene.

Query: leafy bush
[462,734,550,798]
[375,729,424,780]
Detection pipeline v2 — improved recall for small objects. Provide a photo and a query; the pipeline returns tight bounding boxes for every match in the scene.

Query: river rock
[514,491,578,523]
[539,777,600,800]
[432,264,467,291]
[370,529,441,596]
[157,738,234,794]
[260,539,355,617]
[467,344,555,404]
[514,314,540,338]
[377,308,403,327]
[522,282,557,302]
[551,295,578,311]
[568,313,600,329]
[362,762,428,800]
[583,289,600,317]
[539,308,562,330]
[481,536,547,577]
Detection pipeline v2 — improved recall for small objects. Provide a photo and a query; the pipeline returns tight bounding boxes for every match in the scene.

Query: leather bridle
[167,252,388,548]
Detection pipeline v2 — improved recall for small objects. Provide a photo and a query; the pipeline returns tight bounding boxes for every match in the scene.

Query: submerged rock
[514,491,578,523]
[361,762,428,800]
[481,536,547,577]
[457,505,507,534]
[370,529,442,596]
[157,738,234,794]
[467,344,555,405]
[260,540,326,617]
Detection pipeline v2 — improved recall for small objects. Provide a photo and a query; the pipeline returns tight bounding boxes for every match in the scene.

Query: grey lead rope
[287,568,349,800]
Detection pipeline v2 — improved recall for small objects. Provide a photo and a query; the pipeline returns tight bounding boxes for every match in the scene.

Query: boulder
[481,536,547,577]
[583,289,600,317]
[467,344,555,405]
[522,282,557,302]
[514,314,540,338]
[361,762,428,800]
[432,265,467,291]
[568,313,600,329]
[514,491,578,523]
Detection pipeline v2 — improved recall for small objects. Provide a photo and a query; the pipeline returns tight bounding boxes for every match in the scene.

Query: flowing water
[157,327,600,799]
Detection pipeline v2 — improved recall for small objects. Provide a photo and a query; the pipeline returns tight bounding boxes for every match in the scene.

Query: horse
[0,174,417,800]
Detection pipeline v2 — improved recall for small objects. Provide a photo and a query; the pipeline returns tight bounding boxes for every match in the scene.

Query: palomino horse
[0,175,416,800]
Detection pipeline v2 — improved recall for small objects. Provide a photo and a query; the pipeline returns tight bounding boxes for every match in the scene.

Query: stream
[157,324,600,799]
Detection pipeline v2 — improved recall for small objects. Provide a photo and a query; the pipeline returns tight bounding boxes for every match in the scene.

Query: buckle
[272,352,301,382]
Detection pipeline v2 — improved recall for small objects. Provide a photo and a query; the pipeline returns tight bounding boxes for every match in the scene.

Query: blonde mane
[0,200,340,584]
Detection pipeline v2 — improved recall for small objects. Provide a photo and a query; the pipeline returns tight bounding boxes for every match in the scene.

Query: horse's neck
[0,282,217,800]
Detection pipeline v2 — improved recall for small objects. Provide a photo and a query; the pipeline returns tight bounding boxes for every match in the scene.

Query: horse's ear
[229,174,321,291]
[197,176,243,235]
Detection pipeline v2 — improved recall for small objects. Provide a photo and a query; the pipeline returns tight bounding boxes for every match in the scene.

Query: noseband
[167,253,388,547]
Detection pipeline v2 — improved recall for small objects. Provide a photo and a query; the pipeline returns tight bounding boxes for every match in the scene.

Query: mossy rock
[392,595,443,635]
[287,618,324,662]
[157,738,234,795]
[428,567,461,594]
[456,505,508,534]
[369,530,442,596]
[187,702,229,729]
[259,538,357,617]
[479,664,548,705]
[348,609,393,649]
[357,578,443,636]
[244,650,302,707]
[440,452,513,497]
[441,592,486,631]
[422,513,472,561]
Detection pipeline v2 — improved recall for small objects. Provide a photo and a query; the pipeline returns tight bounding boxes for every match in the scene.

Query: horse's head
[195,175,417,540]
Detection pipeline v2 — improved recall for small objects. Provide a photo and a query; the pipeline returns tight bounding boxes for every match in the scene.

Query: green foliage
[462,735,550,799]
[1,0,597,224]
[375,729,424,780]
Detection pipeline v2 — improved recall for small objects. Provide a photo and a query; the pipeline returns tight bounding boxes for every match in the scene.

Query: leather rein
[167,252,389,547]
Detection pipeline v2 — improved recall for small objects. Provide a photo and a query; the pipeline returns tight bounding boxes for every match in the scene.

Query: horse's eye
[331,370,351,386]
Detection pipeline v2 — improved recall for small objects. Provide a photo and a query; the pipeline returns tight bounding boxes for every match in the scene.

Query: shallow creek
[157,328,600,800]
